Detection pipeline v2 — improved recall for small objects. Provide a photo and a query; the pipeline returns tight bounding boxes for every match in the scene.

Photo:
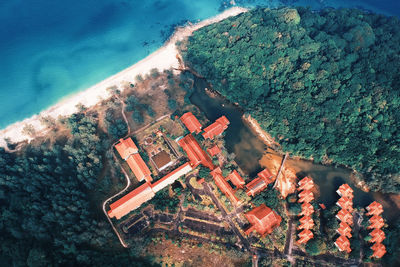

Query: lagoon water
[0,0,399,129]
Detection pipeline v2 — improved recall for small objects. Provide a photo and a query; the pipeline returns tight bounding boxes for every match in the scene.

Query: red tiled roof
[337,221,352,238]
[371,242,386,258]
[228,170,245,189]
[369,228,385,243]
[180,112,202,134]
[298,190,314,203]
[319,203,326,210]
[299,202,314,217]
[126,154,152,182]
[297,229,314,244]
[337,184,354,199]
[298,216,314,230]
[207,145,221,157]
[336,209,353,225]
[336,197,353,212]
[211,167,239,205]
[108,182,155,219]
[368,215,385,229]
[202,116,230,139]
[257,168,275,183]
[115,137,138,160]
[335,235,351,253]
[298,176,314,191]
[246,177,268,196]
[151,162,192,193]
[178,134,214,169]
[366,201,383,216]
[244,204,281,236]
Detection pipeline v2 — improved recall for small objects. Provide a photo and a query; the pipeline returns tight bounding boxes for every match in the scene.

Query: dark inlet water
[190,76,400,223]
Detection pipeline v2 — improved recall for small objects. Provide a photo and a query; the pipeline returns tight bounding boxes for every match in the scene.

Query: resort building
[336,197,354,212]
[180,112,202,134]
[227,170,245,189]
[150,150,173,172]
[151,162,192,193]
[257,168,275,183]
[244,204,282,236]
[108,182,155,219]
[298,176,314,191]
[202,115,230,139]
[115,137,152,182]
[298,190,314,203]
[210,167,239,205]
[368,215,385,229]
[336,184,354,199]
[336,209,353,225]
[115,137,138,160]
[298,216,314,230]
[246,177,268,197]
[366,201,383,216]
[299,202,314,217]
[207,145,221,157]
[371,242,386,258]
[335,235,351,253]
[337,222,352,238]
[297,229,314,244]
[369,228,385,243]
[178,134,214,170]
[126,154,153,182]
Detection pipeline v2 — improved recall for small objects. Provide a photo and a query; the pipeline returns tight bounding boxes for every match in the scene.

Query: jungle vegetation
[181,7,400,193]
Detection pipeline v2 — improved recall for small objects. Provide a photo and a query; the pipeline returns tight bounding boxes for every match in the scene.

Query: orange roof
[115,137,138,160]
[337,184,354,199]
[337,222,352,238]
[298,176,314,191]
[126,154,152,182]
[151,162,192,193]
[371,242,386,258]
[180,112,202,134]
[319,203,326,210]
[178,134,214,169]
[298,190,314,203]
[257,168,275,183]
[228,170,245,188]
[299,202,314,217]
[369,228,385,243]
[336,197,353,212]
[298,216,314,230]
[202,116,230,139]
[207,145,221,157]
[246,177,268,196]
[108,182,155,219]
[297,229,314,244]
[211,167,239,205]
[244,204,281,236]
[366,201,383,216]
[335,235,351,253]
[336,209,353,225]
[368,215,384,229]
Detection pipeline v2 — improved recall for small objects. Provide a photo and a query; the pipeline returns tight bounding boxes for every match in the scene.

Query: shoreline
[0,7,247,148]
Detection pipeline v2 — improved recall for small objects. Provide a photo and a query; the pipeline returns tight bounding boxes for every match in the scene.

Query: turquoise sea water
[0,0,399,129]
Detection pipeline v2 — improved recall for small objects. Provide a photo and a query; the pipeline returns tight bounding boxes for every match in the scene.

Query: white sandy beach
[0,7,247,148]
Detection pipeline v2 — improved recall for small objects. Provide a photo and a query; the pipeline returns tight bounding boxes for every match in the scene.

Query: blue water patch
[0,0,398,129]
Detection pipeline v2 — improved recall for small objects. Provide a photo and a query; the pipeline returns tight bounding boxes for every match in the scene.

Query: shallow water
[0,0,398,129]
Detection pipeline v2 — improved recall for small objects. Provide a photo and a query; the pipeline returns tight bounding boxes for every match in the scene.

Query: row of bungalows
[297,177,315,245]
[334,184,354,253]
[246,168,276,197]
[366,201,386,258]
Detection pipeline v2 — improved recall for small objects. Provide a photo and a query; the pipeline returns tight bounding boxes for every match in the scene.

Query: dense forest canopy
[181,7,400,193]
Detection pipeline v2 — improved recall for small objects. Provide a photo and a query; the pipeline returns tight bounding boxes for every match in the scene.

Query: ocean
[0,0,399,129]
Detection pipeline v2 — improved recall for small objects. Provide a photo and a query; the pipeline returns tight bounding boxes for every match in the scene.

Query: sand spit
[0,7,247,148]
